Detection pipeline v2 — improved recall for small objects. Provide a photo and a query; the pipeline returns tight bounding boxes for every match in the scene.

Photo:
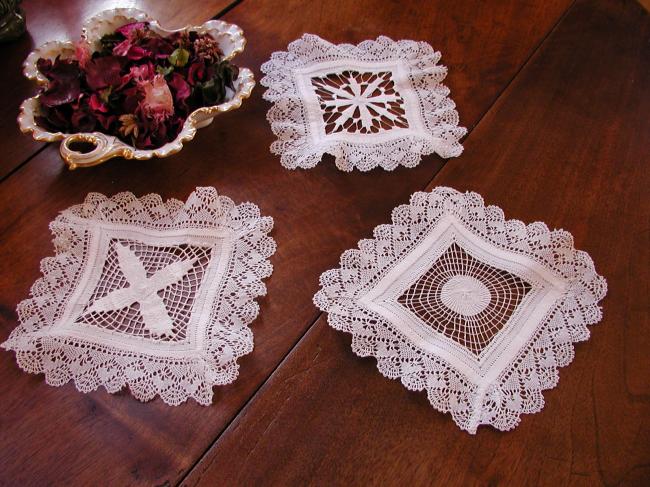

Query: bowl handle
[59,133,129,169]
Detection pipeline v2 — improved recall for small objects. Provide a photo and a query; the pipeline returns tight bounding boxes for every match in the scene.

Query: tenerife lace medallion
[310,70,410,135]
[314,187,607,433]
[2,188,276,405]
[261,35,466,171]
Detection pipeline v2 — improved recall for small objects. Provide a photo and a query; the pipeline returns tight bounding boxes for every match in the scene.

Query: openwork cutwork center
[397,242,532,356]
[310,70,409,135]
[75,240,213,342]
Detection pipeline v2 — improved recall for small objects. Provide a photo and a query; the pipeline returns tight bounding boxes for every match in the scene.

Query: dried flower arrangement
[35,21,239,150]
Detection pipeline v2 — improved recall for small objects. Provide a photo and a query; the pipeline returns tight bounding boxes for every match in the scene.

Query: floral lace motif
[314,187,606,433]
[261,35,466,171]
[311,70,409,134]
[2,187,276,406]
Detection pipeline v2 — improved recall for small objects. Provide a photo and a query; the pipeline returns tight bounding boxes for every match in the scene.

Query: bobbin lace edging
[2,187,276,406]
[314,187,606,433]
[261,35,466,171]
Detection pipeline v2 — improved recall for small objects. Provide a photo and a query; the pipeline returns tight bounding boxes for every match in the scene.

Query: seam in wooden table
[177,1,579,484]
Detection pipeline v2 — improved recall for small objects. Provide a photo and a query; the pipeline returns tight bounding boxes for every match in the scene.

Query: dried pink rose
[113,22,149,60]
[74,41,92,69]
[113,40,148,61]
[129,62,156,82]
[187,61,207,85]
[116,22,147,37]
[139,74,174,120]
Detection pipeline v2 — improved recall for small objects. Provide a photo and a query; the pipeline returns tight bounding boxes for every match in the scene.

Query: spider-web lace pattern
[397,242,532,356]
[314,187,607,433]
[261,35,467,171]
[2,188,276,406]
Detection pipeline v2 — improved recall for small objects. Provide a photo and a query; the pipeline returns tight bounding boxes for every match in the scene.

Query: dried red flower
[37,57,82,108]
[85,56,123,91]
[168,72,191,109]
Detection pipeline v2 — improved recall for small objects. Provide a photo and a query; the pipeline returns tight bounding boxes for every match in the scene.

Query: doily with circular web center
[261,34,467,171]
[1,187,276,406]
[314,187,607,433]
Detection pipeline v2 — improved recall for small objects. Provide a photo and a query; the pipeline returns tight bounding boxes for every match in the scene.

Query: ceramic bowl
[18,8,255,169]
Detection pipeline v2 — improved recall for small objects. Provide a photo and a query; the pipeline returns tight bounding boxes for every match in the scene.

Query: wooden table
[0,1,648,485]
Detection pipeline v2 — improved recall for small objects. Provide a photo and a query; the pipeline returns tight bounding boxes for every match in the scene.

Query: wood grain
[0,0,236,180]
[183,0,650,485]
[0,0,575,484]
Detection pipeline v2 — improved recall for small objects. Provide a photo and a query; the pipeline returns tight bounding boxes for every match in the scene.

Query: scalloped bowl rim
[18,8,253,167]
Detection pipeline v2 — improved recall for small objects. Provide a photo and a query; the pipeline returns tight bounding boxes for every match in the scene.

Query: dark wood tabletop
[0,1,648,486]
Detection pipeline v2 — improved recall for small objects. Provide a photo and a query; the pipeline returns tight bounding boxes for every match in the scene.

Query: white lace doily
[261,35,466,171]
[314,187,606,433]
[2,188,276,406]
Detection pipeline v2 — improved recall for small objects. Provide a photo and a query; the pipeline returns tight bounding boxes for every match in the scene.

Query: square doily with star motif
[2,188,276,406]
[261,35,467,171]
